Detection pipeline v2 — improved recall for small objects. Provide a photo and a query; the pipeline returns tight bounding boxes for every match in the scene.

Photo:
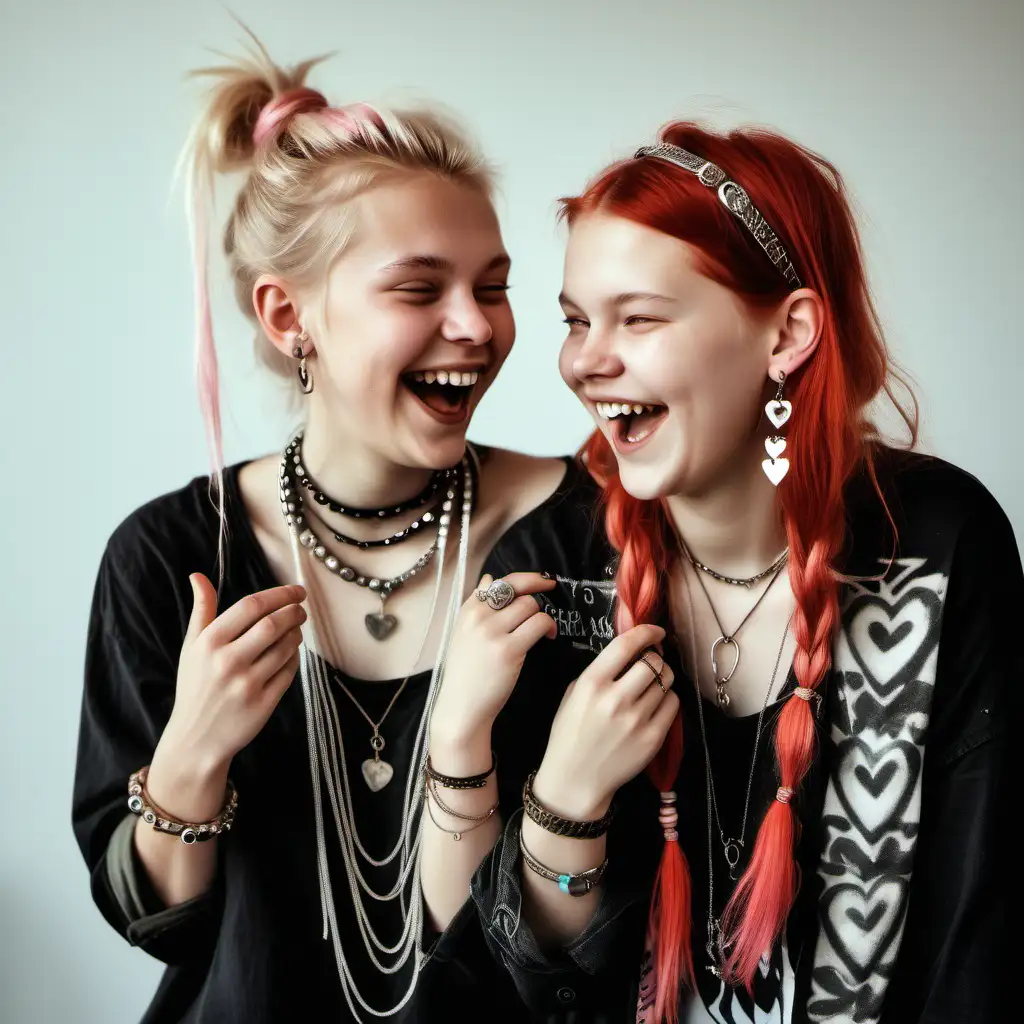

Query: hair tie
[775,786,794,805]
[659,790,678,842]
[322,101,385,136]
[253,87,329,147]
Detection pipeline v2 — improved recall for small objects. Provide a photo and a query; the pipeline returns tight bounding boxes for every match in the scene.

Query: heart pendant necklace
[334,676,411,792]
[280,432,463,640]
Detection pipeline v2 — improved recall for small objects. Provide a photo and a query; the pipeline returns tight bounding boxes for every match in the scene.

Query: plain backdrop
[1,0,1021,1020]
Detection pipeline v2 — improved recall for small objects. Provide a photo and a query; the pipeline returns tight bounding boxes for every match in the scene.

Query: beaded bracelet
[522,772,615,840]
[127,766,238,845]
[518,831,608,897]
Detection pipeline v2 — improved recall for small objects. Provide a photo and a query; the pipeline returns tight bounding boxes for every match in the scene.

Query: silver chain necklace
[684,546,789,588]
[682,544,786,708]
[680,567,791,978]
[285,439,477,1022]
[334,674,413,793]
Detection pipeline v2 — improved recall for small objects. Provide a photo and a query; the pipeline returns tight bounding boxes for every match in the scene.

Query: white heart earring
[762,371,791,486]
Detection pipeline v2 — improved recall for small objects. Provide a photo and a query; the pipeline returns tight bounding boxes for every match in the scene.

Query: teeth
[409,369,481,387]
[596,402,659,420]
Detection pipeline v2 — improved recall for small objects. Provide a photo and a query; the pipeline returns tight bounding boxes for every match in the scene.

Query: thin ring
[639,652,667,693]
[483,579,516,611]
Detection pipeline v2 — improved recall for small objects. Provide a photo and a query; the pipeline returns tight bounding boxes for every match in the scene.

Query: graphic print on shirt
[808,557,946,1022]
[539,574,617,653]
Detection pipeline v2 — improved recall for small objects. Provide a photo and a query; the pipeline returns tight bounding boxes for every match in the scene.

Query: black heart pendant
[365,613,397,640]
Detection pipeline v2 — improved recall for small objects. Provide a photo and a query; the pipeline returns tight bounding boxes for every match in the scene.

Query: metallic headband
[635,143,802,287]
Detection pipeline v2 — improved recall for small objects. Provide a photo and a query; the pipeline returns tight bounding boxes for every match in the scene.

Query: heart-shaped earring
[765,400,792,429]
[762,371,791,487]
[762,456,790,485]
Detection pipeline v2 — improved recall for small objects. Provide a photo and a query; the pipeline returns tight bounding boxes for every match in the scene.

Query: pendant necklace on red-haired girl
[680,567,792,977]
[680,542,788,708]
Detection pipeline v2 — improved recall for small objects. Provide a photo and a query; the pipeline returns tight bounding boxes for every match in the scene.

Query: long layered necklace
[679,567,792,978]
[280,435,477,1022]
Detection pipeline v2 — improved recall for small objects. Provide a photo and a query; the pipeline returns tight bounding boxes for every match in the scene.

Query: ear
[766,288,823,381]
[253,276,309,358]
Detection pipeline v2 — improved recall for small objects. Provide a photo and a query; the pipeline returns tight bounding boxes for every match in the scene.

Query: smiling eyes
[562,315,660,328]
[395,283,510,304]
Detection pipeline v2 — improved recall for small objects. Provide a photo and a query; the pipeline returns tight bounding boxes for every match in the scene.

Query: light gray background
[1,0,1020,1020]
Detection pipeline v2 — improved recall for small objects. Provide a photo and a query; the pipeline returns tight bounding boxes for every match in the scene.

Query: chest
[252,501,506,681]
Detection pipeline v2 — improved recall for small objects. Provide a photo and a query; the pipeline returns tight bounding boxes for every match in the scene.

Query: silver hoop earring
[762,372,791,486]
[292,330,314,395]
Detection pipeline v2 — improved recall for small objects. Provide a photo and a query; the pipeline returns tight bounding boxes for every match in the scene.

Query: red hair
[566,123,916,1017]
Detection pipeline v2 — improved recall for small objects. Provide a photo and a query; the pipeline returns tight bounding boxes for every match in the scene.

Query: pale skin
[450,210,824,949]
[136,173,566,909]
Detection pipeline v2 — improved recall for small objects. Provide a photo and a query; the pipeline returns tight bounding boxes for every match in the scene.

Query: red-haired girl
[459,124,1020,1023]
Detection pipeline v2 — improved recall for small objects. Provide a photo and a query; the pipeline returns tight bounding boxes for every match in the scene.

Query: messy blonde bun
[182,32,492,554]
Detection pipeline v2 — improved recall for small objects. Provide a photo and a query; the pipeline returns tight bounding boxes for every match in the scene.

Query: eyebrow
[558,290,675,308]
[380,253,511,274]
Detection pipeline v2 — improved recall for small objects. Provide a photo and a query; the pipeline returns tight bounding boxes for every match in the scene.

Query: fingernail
[531,594,548,610]
[540,571,554,581]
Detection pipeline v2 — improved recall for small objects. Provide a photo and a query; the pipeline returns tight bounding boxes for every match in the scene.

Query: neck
[664,444,787,578]
[298,408,436,513]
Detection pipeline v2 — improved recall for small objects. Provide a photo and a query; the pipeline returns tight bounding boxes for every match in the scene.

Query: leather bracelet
[127,766,238,845]
[519,831,607,897]
[522,772,614,840]
[424,753,496,790]
[425,777,497,823]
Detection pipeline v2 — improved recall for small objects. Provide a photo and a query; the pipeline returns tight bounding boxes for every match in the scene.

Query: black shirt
[72,455,587,1024]
[471,447,1022,1023]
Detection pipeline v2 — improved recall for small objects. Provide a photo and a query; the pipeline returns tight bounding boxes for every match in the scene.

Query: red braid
[585,433,693,1020]
[567,121,917,1011]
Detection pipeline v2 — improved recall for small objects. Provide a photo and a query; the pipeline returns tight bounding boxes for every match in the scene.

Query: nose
[571,326,624,383]
[441,288,493,347]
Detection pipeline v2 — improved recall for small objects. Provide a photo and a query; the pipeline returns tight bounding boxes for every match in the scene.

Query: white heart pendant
[361,758,394,792]
[764,436,787,460]
[762,457,790,486]
[765,400,792,429]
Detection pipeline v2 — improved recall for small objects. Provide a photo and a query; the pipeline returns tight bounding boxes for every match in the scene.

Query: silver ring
[481,579,515,611]
[639,653,667,693]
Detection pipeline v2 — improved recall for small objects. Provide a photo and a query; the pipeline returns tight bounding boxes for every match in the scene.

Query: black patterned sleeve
[881,490,1022,1023]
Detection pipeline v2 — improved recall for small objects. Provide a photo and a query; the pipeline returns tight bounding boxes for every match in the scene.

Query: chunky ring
[639,652,667,693]
[477,579,516,611]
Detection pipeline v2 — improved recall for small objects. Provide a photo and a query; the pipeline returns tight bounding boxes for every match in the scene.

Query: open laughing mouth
[595,400,668,454]
[401,368,483,426]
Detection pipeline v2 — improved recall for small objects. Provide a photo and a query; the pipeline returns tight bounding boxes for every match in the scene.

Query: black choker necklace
[280,432,475,641]
[304,495,444,550]
[295,449,457,520]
